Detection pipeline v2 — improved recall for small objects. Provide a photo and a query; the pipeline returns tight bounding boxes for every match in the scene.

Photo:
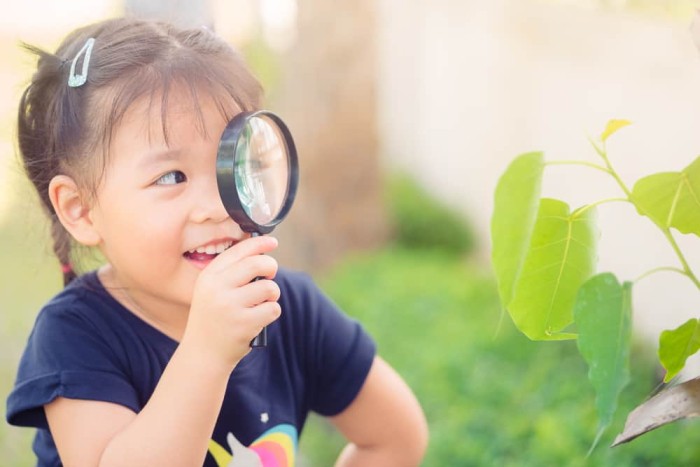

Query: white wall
[378,0,700,376]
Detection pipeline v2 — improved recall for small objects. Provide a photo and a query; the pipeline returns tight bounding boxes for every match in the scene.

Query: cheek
[135,210,186,251]
[97,197,186,257]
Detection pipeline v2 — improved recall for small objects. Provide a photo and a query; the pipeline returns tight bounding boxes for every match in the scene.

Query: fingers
[249,278,281,303]
[229,278,281,308]
[243,300,282,328]
[217,253,278,285]
[209,236,278,272]
[202,237,279,286]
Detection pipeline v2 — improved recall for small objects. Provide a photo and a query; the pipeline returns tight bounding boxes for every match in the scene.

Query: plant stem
[591,139,700,291]
[662,228,700,290]
[592,141,633,198]
[633,266,689,284]
[546,160,611,175]
[571,198,630,219]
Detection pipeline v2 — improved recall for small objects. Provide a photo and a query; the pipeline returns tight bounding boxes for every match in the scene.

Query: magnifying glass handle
[250,232,268,348]
[250,324,267,348]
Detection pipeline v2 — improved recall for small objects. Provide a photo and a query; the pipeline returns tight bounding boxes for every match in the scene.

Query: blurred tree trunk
[273,0,389,272]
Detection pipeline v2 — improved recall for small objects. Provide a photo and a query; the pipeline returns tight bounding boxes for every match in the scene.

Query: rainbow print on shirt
[208,423,298,467]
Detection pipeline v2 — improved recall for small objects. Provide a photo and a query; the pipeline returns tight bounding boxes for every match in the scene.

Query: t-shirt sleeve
[281,270,376,417]
[6,302,140,429]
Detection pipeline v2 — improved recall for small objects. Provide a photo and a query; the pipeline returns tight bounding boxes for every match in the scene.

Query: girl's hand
[181,235,281,370]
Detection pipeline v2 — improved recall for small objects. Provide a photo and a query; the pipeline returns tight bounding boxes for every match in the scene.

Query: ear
[48,175,101,247]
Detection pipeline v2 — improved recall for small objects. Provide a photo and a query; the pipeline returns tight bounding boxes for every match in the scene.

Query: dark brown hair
[18,17,263,285]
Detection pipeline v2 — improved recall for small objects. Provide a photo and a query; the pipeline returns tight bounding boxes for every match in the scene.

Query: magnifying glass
[216,110,299,347]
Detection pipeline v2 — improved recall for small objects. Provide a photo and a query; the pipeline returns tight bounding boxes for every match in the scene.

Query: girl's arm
[330,356,429,467]
[45,343,232,466]
[45,236,281,466]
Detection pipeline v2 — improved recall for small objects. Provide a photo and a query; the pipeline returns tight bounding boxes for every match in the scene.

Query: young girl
[5,17,427,466]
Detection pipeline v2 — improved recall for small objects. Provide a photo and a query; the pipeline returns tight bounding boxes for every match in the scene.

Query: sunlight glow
[260,0,298,51]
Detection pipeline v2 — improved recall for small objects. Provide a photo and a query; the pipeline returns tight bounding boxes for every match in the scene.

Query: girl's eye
[155,171,187,185]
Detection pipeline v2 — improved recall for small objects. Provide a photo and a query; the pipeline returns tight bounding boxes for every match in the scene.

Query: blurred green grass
[299,248,700,466]
[0,170,62,465]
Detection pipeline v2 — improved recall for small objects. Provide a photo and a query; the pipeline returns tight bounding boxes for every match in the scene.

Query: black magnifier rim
[216,110,299,234]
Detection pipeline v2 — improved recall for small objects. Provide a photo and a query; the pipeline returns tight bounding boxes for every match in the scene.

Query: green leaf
[491,152,544,308]
[631,156,700,236]
[659,318,700,383]
[507,198,598,340]
[601,119,631,142]
[574,273,632,450]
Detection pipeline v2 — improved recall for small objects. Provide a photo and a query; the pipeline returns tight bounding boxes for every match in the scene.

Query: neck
[97,265,189,342]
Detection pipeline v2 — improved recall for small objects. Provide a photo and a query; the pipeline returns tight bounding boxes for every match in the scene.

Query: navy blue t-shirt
[6,268,376,466]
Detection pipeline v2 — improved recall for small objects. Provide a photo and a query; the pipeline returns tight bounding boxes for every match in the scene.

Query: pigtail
[50,217,77,286]
[17,44,82,287]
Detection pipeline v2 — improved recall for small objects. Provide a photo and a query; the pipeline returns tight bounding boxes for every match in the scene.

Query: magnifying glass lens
[234,116,290,225]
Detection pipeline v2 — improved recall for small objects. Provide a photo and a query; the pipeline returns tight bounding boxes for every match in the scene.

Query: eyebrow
[139,148,182,168]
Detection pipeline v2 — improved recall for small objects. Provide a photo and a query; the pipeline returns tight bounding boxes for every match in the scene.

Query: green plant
[386,173,476,255]
[490,119,700,448]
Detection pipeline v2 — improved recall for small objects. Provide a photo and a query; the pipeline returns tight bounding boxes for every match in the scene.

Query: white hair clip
[68,38,96,88]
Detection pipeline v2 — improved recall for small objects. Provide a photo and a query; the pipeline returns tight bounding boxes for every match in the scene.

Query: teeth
[188,241,233,255]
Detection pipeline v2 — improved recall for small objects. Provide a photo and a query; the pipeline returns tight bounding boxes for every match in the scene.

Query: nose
[190,176,230,224]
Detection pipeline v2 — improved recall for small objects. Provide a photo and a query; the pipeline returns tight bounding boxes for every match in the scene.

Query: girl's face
[89,88,247,314]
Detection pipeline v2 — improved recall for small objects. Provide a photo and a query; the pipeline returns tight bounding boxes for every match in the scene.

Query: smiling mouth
[183,240,234,261]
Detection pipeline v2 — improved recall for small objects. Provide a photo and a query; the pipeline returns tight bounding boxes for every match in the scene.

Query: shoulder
[273,267,347,322]
[7,272,144,428]
[273,267,326,312]
[33,272,100,327]
[21,271,151,375]
[32,271,121,336]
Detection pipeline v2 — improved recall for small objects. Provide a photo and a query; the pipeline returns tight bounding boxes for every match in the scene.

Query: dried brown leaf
[612,377,700,446]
